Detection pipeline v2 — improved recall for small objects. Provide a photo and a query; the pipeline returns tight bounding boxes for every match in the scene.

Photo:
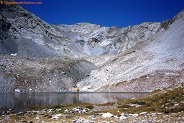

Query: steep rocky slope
[0,2,75,58]
[0,1,184,92]
[78,10,184,92]
[0,1,161,58]
[0,55,97,92]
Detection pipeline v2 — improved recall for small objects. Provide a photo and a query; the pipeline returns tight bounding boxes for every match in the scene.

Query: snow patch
[10,53,17,56]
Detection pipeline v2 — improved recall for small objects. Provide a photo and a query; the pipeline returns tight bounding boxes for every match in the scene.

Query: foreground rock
[0,108,183,123]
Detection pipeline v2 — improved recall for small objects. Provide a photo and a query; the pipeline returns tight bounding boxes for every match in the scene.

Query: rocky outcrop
[0,13,17,54]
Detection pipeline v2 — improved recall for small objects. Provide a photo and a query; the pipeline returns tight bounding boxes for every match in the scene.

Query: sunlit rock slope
[78,10,184,92]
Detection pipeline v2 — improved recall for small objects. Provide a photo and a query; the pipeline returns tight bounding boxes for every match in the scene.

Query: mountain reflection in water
[0,92,149,112]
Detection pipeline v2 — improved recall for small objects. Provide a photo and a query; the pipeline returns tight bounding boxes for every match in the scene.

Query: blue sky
[19,0,184,28]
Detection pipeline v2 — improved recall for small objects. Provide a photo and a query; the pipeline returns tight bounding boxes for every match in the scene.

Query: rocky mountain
[79,10,184,92]
[0,1,184,92]
[0,1,161,58]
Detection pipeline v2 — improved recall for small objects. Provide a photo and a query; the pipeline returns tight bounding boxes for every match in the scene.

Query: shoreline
[0,85,183,122]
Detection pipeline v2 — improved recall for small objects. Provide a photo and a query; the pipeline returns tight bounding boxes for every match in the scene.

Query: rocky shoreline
[0,106,183,123]
[0,84,183,123]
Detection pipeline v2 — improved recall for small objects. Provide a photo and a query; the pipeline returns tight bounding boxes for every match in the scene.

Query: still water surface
[0,92,149,112]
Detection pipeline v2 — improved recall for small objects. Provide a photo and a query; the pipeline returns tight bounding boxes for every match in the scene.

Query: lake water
[0,92,149,113]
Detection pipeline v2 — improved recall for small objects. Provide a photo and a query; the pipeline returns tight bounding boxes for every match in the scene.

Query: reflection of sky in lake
[0,92,148,112]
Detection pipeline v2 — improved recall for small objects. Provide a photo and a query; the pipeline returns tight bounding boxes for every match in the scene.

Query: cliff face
[0,2,184,92]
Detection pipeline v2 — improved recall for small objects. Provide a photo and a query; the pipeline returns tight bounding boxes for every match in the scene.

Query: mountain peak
[172,9,184,22]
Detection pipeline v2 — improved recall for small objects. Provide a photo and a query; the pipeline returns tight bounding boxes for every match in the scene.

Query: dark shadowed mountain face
[0,1,184,92]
